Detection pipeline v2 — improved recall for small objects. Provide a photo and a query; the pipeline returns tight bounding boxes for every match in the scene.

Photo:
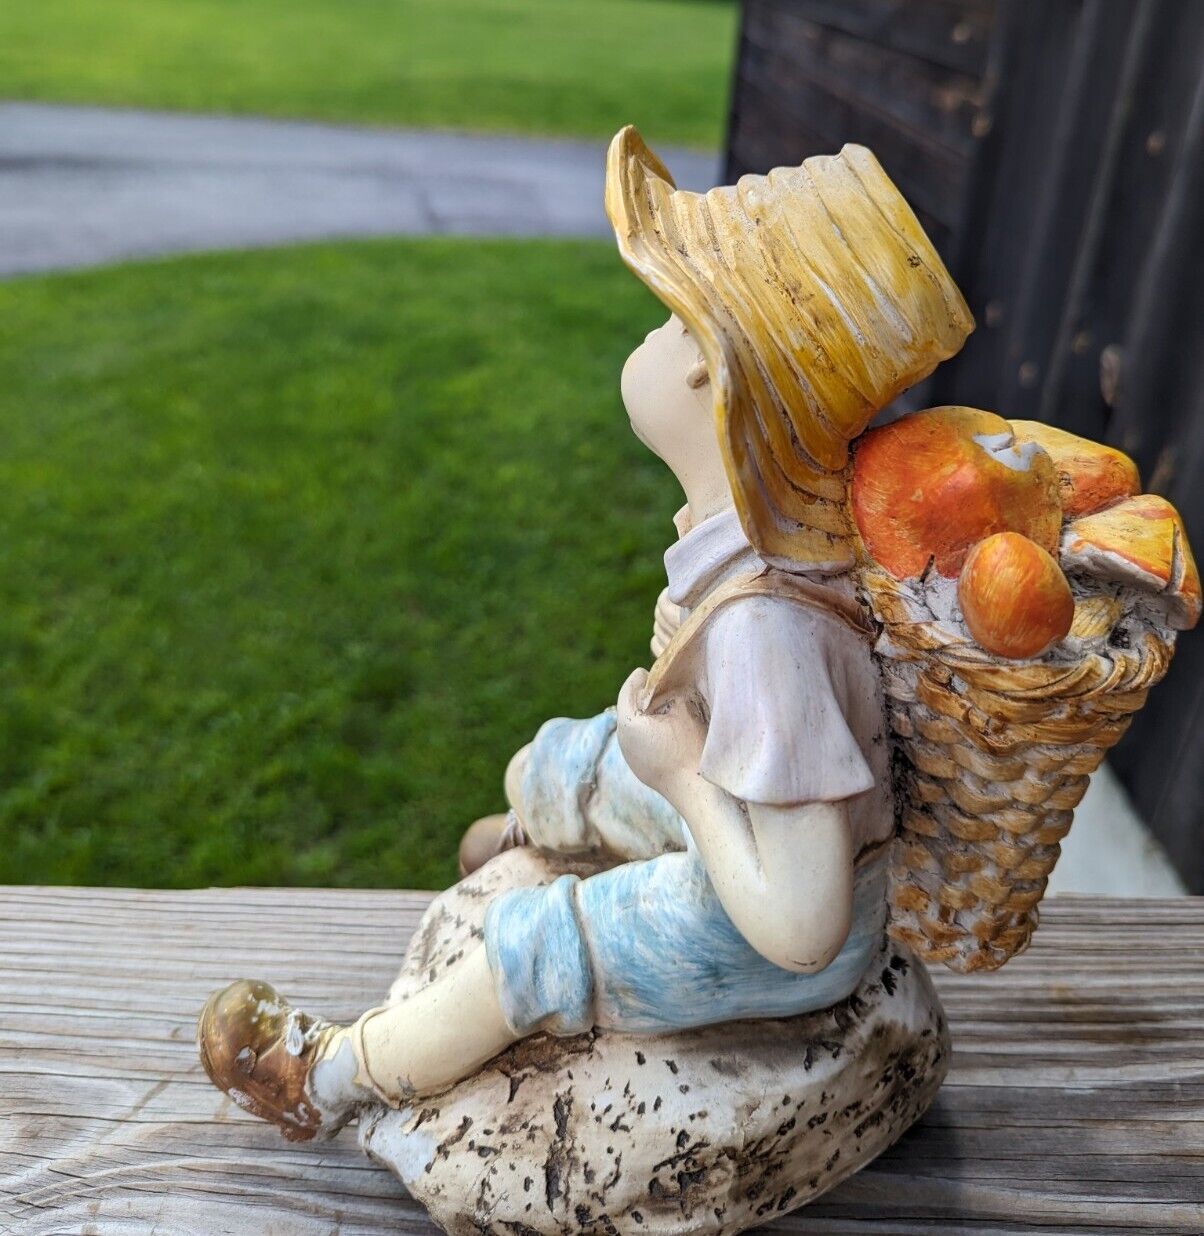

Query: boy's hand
[616,668,706,803]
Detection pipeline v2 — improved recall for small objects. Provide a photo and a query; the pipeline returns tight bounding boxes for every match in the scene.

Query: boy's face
[621,314,721,492]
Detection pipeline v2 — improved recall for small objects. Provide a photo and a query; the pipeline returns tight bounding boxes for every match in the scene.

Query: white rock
[360,849,948,1235]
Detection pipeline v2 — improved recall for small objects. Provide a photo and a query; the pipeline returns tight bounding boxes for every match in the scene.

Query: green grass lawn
[0,239,680,889]
[0,0,738,148]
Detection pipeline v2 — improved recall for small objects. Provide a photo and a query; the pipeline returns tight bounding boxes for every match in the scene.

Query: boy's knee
[503,743,531,817]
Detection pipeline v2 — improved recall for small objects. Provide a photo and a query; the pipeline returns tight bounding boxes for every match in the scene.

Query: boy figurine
[198,128,971,1216]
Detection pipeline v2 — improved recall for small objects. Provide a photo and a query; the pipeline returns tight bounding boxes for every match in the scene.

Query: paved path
[0,103,719,276]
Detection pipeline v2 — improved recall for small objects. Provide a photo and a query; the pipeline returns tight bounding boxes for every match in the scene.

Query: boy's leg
[461,710,686,874]
[341,846,887,1105]
[335,947,517,1103]
[199,848,887,1133]
[488,843,889,1035]
[516,711,686,859]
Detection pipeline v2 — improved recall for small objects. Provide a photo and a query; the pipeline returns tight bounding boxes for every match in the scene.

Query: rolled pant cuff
[483,875,594,1037]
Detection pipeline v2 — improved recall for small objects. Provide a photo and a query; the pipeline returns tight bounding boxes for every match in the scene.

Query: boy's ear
[686,356,709,390]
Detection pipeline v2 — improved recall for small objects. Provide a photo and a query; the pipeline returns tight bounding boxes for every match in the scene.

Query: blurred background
[0,0,1200,894]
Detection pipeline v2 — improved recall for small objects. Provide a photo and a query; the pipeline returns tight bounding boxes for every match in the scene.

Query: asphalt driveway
[0,103,719,275]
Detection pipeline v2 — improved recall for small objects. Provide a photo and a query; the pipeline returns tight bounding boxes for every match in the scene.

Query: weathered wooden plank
[728,0,990,259]
[741,5,985,155]
[1,887,1201,1233]
[755,0,996,78]
[734,43,969,220]
[0,888,424,1235]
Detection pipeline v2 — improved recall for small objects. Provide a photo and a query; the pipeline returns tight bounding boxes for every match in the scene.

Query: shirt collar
[664,506,767,608]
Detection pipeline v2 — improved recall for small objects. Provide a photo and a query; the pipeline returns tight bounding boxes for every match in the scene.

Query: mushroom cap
[1062,495,1200,630]
[1010,420,1140,518]
[851,406,1062,579]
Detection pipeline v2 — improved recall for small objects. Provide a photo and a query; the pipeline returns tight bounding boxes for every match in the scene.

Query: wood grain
[725,0,993,257]
[1,888,1201,1233]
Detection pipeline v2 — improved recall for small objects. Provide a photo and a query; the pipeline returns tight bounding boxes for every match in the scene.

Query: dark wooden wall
[726,0,996,256]
[727,0,1204,889]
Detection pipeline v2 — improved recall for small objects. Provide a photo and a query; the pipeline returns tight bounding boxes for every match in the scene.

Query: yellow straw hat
[605,125,973,571]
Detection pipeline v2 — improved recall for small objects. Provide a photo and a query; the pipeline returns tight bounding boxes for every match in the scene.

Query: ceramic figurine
[197,127,1198,1234]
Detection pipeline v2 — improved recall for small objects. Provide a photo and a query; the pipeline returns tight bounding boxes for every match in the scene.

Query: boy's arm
[616,668,854,974]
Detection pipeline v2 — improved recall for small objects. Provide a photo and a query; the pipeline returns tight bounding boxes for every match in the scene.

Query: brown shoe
[197,979,352,1142]
[458,811,528,878]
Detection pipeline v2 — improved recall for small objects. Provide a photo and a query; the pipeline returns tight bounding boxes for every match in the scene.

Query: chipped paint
[971,430,1042,472]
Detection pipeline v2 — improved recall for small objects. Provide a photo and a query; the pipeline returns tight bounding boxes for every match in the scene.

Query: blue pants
[483,714,887,1036]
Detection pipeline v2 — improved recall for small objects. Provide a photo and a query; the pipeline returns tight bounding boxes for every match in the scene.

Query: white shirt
[663,508,893,855]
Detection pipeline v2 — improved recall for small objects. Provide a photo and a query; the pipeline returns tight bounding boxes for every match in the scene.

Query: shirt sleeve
[697,594,876,806]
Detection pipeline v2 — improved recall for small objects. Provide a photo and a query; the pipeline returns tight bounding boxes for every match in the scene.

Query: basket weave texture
[865,567,1176,974]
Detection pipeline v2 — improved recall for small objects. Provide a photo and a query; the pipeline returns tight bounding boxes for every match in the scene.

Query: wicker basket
[864,566,1176,974]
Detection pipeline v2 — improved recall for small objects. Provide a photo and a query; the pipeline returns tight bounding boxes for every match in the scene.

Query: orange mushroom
[958,532,1075,659]
[1061,494,1200,630]
[1010,421,1139,518]
[851,407,1062,579]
